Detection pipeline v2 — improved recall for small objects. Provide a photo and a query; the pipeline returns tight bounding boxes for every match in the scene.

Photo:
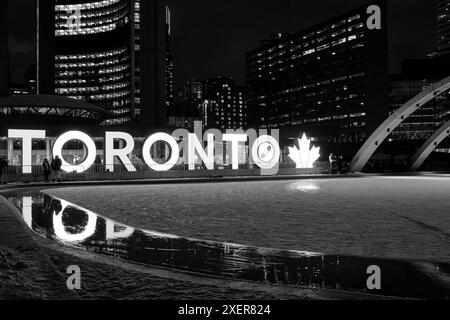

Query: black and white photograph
[0,0,449,315]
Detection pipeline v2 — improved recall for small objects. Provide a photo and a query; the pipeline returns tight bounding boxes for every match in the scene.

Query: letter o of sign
[52,131,97,173]
[142,133,179,171]
[252,135,281,170]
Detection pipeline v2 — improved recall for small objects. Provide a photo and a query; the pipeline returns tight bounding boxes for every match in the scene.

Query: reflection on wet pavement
[3,189,450,300]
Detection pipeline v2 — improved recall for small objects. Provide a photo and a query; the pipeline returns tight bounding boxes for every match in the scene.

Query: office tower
[180,80,204,102]
[437,0,450,56]
[389,57,450,141]
[202,78,247,130]
[2,1,52,97]
[165,7,174,113]
[54,0,170,126]
[174,80,205,118]
[37,0,56,95]
[246,1,388,144]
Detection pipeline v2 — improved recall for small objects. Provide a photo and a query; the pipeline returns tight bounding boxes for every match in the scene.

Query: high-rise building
[3,1,55,97]
[180,80,204,102]
[168,80,204,128]
[201,78,247,130]
[1,1,49,97]
[437,0,450,56]
[9,80,37,96]
[53,0,170,126]
[173,80,205,118]
[389,57,450,141]
[390,77,442,141]
[37,0,56,95]
[165,7,175,112]
[246,1,388,144]
[0,1,9,97]
[175,78,247,130]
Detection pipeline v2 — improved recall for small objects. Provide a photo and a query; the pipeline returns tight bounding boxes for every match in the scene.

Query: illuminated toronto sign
[7,127,320,175]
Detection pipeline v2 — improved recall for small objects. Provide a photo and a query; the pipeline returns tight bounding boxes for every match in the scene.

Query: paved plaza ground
[46,176,450,263]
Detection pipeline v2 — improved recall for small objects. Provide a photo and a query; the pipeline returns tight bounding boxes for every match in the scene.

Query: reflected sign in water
[3,189,450,300]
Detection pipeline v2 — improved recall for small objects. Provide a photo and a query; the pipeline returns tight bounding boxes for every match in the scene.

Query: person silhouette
[51,156,63,183]
[329,153,337,174]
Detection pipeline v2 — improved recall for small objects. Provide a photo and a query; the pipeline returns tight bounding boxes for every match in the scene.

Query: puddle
[2,189,450,299]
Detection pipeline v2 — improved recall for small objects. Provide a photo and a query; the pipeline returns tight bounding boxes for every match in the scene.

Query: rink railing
[0,162,329,183]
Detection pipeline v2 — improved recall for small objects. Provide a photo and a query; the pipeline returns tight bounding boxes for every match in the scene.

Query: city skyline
[8,0,436,91]
[155,0,436,88]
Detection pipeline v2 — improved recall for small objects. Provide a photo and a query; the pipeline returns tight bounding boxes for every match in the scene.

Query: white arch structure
[410,121,450,171]
[350,76,450,172]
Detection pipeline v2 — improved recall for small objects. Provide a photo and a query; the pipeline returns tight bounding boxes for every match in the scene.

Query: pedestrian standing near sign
[329,153,337,174]
[0,158,8,184]
[51,156,63,183]
[42,159,51,182]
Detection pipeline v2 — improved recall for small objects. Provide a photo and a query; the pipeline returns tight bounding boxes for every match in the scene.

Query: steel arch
[350,76,450,172]
[410,121,450,171]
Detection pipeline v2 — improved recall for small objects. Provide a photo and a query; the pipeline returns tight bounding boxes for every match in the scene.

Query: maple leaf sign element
[288,134,321,169]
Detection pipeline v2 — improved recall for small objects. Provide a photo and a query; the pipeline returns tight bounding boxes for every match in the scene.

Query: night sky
[9,0,436,91]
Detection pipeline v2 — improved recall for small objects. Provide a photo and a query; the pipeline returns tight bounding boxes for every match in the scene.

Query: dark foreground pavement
[0,198,78,299]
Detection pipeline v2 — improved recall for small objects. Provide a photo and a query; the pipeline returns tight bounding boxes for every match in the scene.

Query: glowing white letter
[8,130,46,174]
[52,131,97,173]
[252,135,281,170]
[105,132,136,172]
[187,133,215,170]
[223,134,247,170]
[142,133,179,171]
